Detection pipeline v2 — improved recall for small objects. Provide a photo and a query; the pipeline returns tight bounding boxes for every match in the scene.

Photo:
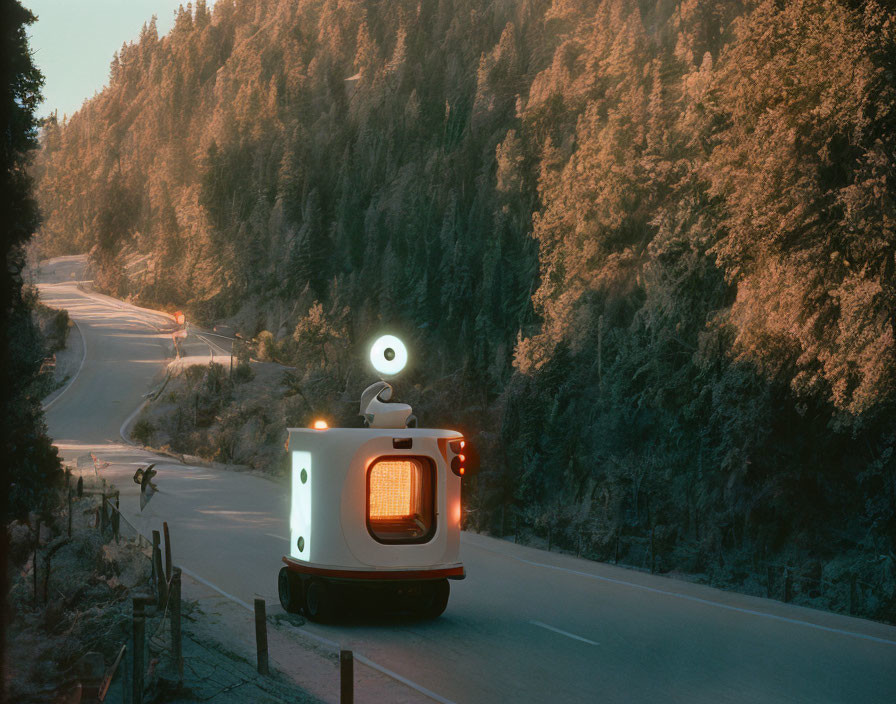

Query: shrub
[232,360,254,383]
[131,418,155,446]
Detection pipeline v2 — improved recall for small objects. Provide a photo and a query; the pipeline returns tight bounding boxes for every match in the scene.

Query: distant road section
[37,256,896,704]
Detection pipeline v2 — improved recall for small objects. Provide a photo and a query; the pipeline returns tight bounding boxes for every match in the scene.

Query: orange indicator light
[459,454,465,462]
[459,467,465,476]
[312,419,328,430]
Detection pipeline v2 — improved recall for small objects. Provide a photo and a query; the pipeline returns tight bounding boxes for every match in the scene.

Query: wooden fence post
[77,475,83,497]
[43,551,52,602]
[132,596,149,703]
[340,650,354,704]
[112,493,120,542]
[100,491,108,533]
[171,567,183,683]
[152,530,167,608]
[254,598,269,676]
[783,568,792,603]
[163,522,172,583]
[122,642,131,704]
[33,518,41,605]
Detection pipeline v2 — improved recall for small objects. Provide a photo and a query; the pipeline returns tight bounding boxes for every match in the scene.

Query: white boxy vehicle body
[279,418,466,621]
[285,426,465,574]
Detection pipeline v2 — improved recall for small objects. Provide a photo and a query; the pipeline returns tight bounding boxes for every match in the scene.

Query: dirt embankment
[131,360,297,477]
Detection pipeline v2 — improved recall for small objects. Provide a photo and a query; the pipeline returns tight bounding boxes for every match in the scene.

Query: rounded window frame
[366,455,436,545]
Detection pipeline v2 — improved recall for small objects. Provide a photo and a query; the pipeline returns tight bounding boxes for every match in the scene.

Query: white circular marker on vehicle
[370,335,407,376]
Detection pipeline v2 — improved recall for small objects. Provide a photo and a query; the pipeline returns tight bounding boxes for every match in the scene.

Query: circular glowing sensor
[370,335,408,376]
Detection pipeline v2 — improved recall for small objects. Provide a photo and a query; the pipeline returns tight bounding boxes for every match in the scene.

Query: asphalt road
[37,255,896,703]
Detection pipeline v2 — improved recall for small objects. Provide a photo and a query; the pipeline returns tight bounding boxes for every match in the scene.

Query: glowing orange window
[367,456,435,543]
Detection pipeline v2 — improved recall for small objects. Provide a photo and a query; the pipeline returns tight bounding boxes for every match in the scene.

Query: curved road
[38,256,896,703]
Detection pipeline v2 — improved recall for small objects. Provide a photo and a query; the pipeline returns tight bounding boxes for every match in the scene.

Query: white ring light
[370,335,408,376]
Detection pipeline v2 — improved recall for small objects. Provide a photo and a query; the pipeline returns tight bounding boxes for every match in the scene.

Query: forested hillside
[32,0,896,618]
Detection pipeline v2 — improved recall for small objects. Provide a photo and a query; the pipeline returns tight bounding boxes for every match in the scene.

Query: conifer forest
[30,0,896,619]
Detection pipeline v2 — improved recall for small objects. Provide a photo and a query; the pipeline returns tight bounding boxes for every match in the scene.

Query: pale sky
[25,1,216,119]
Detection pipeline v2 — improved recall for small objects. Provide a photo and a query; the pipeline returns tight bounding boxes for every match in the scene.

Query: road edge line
[42,314,87,412]
[353,653,459,704]
[179,565,455,703]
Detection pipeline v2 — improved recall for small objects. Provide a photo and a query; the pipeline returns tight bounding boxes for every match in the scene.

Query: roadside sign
[174,311,186,325]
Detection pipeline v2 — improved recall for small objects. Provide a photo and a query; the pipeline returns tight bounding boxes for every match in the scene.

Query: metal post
[171,568,183,683]
[254,598,269,675]
[163,522,172,583]
[340,650,354,704]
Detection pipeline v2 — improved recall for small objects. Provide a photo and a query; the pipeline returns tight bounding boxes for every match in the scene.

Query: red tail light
[449,438,466,477]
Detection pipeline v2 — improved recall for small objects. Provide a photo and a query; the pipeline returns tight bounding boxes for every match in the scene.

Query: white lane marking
[529,620,599,645]
[470,543,896,647]
[354,653,459,704]
[196,333,230,357]
[42,314,88,412]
